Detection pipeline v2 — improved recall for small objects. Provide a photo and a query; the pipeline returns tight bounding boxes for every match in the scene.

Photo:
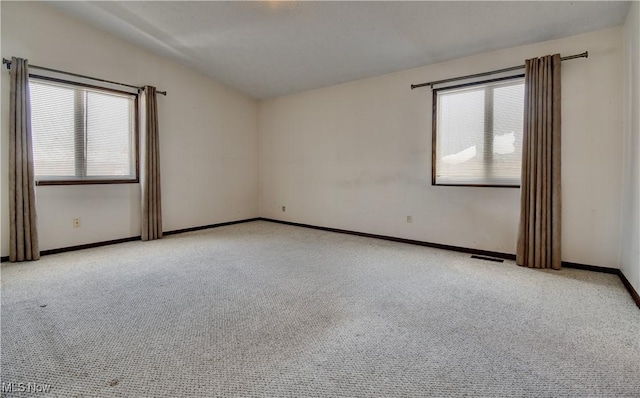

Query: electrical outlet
[73,218,81,228]
[407,216,412,223]
[282,206,286,212]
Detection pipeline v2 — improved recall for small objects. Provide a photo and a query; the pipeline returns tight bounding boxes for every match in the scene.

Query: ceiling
[48,1,631,100]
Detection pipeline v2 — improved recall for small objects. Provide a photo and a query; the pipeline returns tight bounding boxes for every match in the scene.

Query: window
[29,78,138,184]
[433,76,524,187]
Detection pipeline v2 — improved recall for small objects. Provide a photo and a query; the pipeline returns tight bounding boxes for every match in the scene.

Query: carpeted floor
[1,221,639,397]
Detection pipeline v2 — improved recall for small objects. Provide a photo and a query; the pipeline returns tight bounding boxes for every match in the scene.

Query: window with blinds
[433,76,524,187]
[29,78,138,184]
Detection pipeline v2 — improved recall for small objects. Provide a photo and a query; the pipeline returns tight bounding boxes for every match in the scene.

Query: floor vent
[471,255,504,263]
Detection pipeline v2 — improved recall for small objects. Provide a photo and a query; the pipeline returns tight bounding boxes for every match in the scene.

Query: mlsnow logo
[1,382,52,393]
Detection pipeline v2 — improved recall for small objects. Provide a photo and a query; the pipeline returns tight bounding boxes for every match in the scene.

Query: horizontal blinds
[86,91,134,177]
[435,78,524,186]
[31,82,78,178]
[30,79,136,182]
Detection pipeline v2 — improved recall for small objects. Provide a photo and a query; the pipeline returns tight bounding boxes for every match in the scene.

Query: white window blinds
[30,78,137,183]
[434,77,524,186]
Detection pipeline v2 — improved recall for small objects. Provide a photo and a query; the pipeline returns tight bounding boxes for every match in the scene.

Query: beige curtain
[141,86,162,241]
[517,54,561,270]
[9,57,39,262]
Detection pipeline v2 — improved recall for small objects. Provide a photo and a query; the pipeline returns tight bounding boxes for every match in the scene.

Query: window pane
[29,78,137,183]
[492,83,524,181]
[434,78,524,186]
[437,87,485,182]
[86,91,134,177]
[30,82,77,177]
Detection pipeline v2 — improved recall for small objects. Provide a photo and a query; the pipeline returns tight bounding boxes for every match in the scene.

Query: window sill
[433,183,520,188]
[36,179,139,186]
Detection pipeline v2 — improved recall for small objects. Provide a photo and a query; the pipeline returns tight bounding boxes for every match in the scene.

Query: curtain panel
[517,54,562,270]
[9,57,40,262]
[141,86,163,241]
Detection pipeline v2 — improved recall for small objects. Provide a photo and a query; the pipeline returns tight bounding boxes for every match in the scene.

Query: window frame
[431,74,525,188]
[29,75,140,186]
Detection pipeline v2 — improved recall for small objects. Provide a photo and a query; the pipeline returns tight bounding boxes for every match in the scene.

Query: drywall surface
[621,2,640,293]
[1,1,258,255]
[259,28,624,268]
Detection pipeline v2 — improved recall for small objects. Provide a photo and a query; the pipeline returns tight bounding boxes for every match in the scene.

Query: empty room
[1,1,639,397]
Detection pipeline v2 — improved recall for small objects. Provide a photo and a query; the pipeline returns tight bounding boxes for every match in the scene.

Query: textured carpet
[1,220,639,397]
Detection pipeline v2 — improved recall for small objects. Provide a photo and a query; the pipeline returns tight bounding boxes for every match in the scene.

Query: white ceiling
[48,1,631,99]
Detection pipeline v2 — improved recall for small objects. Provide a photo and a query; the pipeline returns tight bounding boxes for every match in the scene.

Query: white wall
[259,28,624,267]
[1,1,259,255]
[621,2,640,292]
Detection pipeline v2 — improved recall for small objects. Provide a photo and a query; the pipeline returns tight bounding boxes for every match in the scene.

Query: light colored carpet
[1,220,639,397]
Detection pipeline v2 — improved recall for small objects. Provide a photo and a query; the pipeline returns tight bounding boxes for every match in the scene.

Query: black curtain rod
[2,58,167,96]
[410,51,588,90]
